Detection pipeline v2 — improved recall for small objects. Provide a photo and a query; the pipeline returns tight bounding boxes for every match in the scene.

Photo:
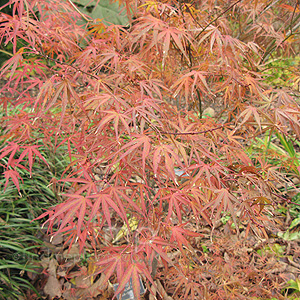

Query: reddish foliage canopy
[1,0,300,298]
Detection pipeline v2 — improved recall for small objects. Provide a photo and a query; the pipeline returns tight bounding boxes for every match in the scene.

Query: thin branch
[260,2,300,63]
[38,50,98,80]
[196,88,202,119]
[239,0,281,40]
[66,0,92,22]
[289,0,299,33]
[36,49,114,93]
[259,0,281,19]
[195,0,242,40]
[0,49,14,57]
[184,1,203,30]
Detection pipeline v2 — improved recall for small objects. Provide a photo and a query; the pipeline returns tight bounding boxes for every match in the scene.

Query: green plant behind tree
[73,0,129,26]
[0,105,70,299]
[262,56,300,89]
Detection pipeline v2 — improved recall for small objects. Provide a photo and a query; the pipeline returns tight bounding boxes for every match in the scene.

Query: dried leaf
[44,275,62,299]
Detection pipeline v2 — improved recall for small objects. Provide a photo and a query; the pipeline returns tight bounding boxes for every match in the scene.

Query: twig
[66,0,91,22]
[288,256,300,270]
[260,1,300,63]
[36,49,114,93]
[196,88,202,119]
[289,0,299,34]
[184,1,204,30]
[0,49,14,57]
[38,50,98,80]
[195,0,242,40]
[270,191,300,207]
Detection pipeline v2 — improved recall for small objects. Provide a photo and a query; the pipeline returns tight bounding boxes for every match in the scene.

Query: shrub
[1,0,300,298]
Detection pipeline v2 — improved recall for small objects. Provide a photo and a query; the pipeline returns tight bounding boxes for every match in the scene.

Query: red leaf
[0,48,24,80]
[167,223,200,257]
[117,135,151,175]
[163,192,190,223]
[95,110,132,139]
[3,169,22,192]
[114,264,134,298]
[48,195,91,236]
[202,188,239,229]
[131,265,141,300]
[237,106,262,131]
[89,193,125,228]
[0,142,20,167]
[153,144,183,182]
[18,145,49,176]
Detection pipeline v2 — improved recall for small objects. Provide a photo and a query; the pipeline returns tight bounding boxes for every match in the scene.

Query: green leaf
[90,1,129,25]
[75,0,96,5]
[278,230,300,241]
[283,279,300,293]
[289,217,300,230]
[74,0,129,26]
[276,132,298,166]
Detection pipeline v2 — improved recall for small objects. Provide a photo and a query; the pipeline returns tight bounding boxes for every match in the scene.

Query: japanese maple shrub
[1,0,300,298]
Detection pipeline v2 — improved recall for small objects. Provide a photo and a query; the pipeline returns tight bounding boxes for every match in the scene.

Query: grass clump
[0,106,70,299]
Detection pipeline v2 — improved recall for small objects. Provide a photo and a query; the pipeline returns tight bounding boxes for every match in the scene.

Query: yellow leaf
[113,216,139,243]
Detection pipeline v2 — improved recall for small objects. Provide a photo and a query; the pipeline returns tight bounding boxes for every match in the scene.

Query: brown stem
[195,0,242,40]
[36,49,114,93]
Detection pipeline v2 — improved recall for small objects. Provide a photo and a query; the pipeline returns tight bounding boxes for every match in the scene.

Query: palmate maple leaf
[153,143,184,183]
[188,161,224,189]
[0,142,49,190]
[138,235,173,268]
[0,142,20,166]
[161,191,191,223]
[138,79,166,101]
[108,185,144,219]
[95,109,132,139]
[172,273,203,300]
[88,192,126,230]
[97,247,155,300]
[275,107,300,138]
[172,70,213,103]
[115,134,152,175]
[237,105,262,132]
[164,222,201,259]
[131,15,193,63]
[114,262,154,300]
[43,186,130,240]
[34,77,87,128]
[128,182,152,214]
[47,194,92,236]
[3,169,23,192]
[187,187,212,226]
[198,25,224,53]
[202,188,240,229]
[94,49,120,71]
[18,145,49,175]
[0,26,23,64]
[82,93,113,115]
